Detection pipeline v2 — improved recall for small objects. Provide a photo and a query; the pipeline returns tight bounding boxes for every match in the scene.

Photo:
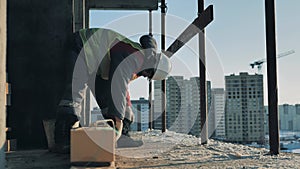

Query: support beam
[87,0,158,10]
[74,0,90,126]
[166,5,213,58]
[161,0,167,133]
[84,0,89,28]
[148,81,153,130]
[198,0,208,145]
[0,0,6,167]
[265,0,279,155]
[148,10,153,130]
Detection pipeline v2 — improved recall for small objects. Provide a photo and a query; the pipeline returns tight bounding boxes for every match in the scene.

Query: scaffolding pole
[148,10,153,130]
[198,0,208,145]
[161,0,167,133]
[265,0,280,155]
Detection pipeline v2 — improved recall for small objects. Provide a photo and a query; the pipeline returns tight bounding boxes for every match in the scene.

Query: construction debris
[6,130,300,169]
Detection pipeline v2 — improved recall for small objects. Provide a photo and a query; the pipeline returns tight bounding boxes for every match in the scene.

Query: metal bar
[149,10,153,36]
[265,0,280,155]
[83,0,86,29]
[198,0,208,145]
[79,0,90,127]
[165,5,213,58]
[148,10,153,130]
[85,90,91,126]
[87,0,158,10]
[148,81,153,130]
[161,0,167,133]
[137,104,142,131]
[85,0,89,28]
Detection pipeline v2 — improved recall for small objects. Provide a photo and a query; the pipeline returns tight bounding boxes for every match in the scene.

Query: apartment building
[279,104,300,131]
[225,72,265,144]
[211,88,225,139]
[131,98,149,131]
[154,76,211,137]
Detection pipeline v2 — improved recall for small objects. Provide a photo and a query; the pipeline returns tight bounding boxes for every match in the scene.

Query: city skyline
[89,82,300,140]
[90,0,300,106]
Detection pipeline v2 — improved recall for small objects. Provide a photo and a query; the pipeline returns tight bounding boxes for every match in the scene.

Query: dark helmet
[139,35,172,80]
[139,35,157,50]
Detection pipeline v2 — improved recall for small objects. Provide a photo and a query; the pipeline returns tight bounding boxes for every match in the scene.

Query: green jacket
[79,28,144,79]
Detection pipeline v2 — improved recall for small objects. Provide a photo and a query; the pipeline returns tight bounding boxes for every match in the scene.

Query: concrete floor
[6,143,300,169]
[5,139,175,169]
[6,149,70,169]
[6,133,300,169]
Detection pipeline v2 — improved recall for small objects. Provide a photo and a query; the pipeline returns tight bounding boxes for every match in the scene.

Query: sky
[89,0,300,106]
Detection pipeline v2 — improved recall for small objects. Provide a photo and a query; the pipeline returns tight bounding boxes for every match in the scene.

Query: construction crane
[250,49,296,73]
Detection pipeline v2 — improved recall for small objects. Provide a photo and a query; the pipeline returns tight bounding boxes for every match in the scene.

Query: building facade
[188,77,201,136]
[278,104,300,131]
[225,72,265,144]
[211,88,226,139]
[264,106,269,135]
[153,76,211,137]
[153,80,163,130]
[131,98,149,131]
[165,76,185,132]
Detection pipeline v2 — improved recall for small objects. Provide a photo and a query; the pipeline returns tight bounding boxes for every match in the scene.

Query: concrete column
[0,0,7,167]
[7,0,73,148]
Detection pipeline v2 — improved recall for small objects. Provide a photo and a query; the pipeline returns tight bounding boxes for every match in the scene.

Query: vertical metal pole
[198,0,208,144]
[161,0,167,133]
[148,10,153,130]
[85,91,91,126]
[149,10,153,36]
[83,0,88,29]
[0,0,7,167]
[82,0,90,126]
[137,104,142,131]
[265,0,279,155]
[73,0,89,126]
[148,81,153,130]
[73,0,84,32]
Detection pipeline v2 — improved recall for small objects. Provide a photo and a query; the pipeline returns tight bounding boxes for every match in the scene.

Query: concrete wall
[0,0,7,167]
[7,0,73,148]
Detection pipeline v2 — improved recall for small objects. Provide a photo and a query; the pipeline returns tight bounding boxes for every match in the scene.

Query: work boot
[53,121,78,153]
[117,135,143,148]
[117,119,143,148]
[53,108,79,154]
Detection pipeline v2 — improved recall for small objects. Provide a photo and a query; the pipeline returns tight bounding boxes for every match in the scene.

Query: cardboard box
[70,122,115,164]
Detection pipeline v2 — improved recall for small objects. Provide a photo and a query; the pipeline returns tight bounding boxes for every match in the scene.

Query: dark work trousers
[55,32,110,145]
[58,31,115,117]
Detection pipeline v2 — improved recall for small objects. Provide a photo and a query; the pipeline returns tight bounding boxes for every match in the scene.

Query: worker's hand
[114,117,123,141]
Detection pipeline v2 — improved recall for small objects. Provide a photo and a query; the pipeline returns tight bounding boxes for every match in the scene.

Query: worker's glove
[115,119,123,141]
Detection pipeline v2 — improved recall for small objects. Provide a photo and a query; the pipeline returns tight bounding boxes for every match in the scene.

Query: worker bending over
[54,28,171,153]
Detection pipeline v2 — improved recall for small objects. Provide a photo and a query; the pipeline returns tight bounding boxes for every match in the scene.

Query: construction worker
[54,28,172,153]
